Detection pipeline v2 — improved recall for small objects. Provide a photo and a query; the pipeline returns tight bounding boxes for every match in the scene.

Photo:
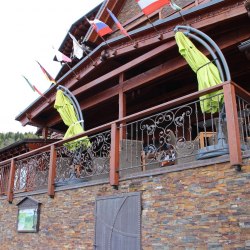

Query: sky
[0,0,103,133]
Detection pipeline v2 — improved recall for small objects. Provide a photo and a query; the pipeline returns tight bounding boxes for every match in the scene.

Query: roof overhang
[15,0,249,131]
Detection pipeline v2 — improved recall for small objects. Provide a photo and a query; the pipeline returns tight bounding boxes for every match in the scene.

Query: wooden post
[119,73,127,139]
[7,159,16,203]
[42,127,49,139]
[223,83,242,168]
[48,145,57,198]
[110,123,120,188]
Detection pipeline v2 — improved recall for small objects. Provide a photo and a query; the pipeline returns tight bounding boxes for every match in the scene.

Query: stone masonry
[0,161,250,249]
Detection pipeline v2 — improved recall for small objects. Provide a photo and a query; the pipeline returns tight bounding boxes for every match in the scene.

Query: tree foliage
[0,132,38,149]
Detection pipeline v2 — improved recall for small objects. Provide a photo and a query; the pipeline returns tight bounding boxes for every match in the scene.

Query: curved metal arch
[57,85,84,129]
[173,25,234,160]
[174,25,231,82]
[184,32,225,82]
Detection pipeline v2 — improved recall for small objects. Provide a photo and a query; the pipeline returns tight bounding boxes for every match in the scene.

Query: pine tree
[0,132,38,149]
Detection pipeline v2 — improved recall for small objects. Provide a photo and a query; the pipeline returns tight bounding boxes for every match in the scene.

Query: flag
[87,18,113,37]
[33,85,47,99]
[53,47,72,63]
[68,33,84,60]
[36,61,56,85]
[22,75,48,100]
[170,0,181,11]
[107,8,130,38]
[22,75,35,92]
[136,0,170,15]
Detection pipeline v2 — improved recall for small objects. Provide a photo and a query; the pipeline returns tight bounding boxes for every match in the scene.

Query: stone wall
[0,161,250,249]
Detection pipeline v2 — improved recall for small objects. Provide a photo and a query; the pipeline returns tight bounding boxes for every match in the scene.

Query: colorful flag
[53,47,72,63]
[33,85,47,99]
[136,0,170,15]
[36,61,56,85]
[87,18,113,37]
[68,33,84,60]
[22,75,35,92]
[170,0,181,11]
[107,8,130,38]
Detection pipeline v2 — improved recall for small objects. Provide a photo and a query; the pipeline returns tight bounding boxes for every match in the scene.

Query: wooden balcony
[1,81,250,202]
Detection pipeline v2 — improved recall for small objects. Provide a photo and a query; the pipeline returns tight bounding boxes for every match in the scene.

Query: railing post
[7,159,16,203]
[0,167,3,195]
[48,145,57,198]
[110,123,120,188]
[223,83,242,168]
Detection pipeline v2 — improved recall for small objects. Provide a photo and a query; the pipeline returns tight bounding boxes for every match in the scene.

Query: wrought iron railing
[14,151,50,193]
[0,163,10,195]
[119,93,230,174]
[236,96,250,148]
[54,130,111,186]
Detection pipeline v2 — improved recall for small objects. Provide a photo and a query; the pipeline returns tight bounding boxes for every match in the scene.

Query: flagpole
[100,36,113,50]
[127,34,134,43]
[178,11,187,25]
[83,50,96,65]
[169,0,187,25]
[65,63,80,79]
[146,16,158,32]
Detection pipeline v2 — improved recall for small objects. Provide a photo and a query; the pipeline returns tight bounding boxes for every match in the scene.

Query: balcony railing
[55,130,111,187]
[0,81,249,201]
[14,151,50,193]
[0,163,10,195]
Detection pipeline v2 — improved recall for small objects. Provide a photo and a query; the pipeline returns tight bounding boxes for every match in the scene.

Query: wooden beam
[119,73,126,120]
[190,2,246,32]
[48,144,57,198]
[18,39,176,126]
[7,159,16,203]
[73,40,177,96]
[223,83,242,167]
[42,127,49,139]
[119,73,126,139]
[233,82,250,103]
[109,123,120,187]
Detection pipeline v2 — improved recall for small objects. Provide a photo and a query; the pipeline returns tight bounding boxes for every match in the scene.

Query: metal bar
[57,85,84,129]
[48,145,57,198]
[174,25,231,81]
[223,83,242,167]
[110,123,120,188]
[184,32,225,82]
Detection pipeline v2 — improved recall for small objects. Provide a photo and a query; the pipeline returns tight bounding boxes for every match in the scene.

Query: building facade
[1,0,250,249]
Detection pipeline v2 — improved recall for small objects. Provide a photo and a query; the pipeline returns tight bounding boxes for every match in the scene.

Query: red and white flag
[53,47,72,63]
[136,0,170,15]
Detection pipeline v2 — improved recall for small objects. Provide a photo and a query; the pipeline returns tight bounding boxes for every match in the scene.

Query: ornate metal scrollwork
[139,106,195,157]
[0,164,10,195]
[14,152,50,192]
[55,131,111,183]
